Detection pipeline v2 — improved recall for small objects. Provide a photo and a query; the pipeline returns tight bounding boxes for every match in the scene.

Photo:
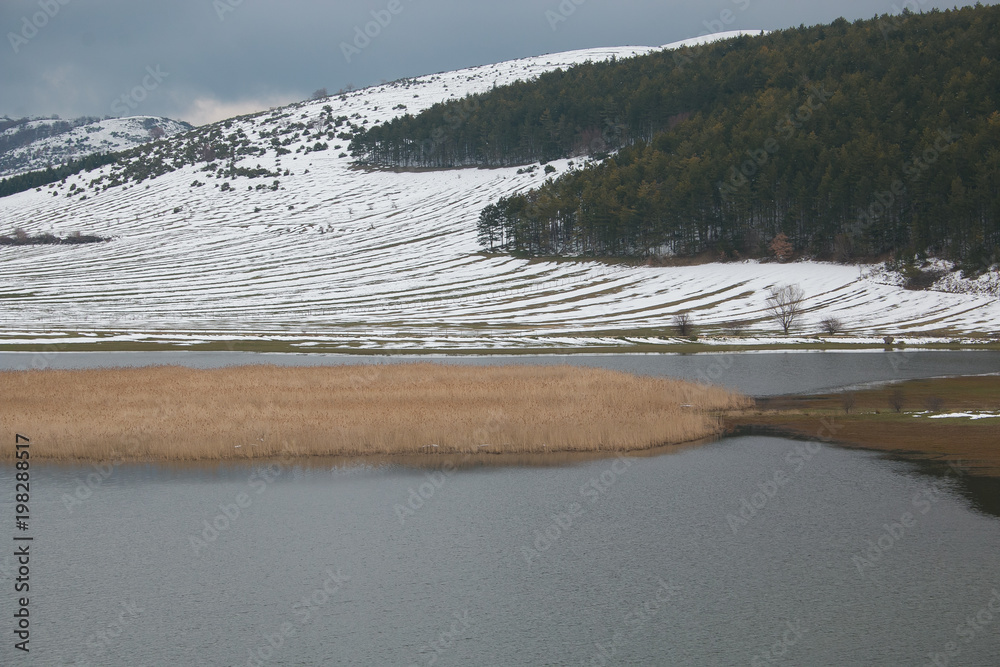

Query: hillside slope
[351,6,1000,268]
[0,116,191,179]
[0,34,997,352]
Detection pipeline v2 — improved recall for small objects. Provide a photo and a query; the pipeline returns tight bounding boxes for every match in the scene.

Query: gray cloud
[1,0,994,126]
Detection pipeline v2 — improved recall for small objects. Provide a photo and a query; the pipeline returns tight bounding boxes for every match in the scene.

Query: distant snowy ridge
[660,30,764,51]
[0,116,192,180]
[0,32,997,351]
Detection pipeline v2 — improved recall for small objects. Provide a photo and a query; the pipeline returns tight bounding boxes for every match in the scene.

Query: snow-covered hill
[0,33,997,351]
[0,116,191,179]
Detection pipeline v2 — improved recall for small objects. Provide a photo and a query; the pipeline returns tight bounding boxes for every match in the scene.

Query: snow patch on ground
[0,34,997,351]
[926,412,1000,420]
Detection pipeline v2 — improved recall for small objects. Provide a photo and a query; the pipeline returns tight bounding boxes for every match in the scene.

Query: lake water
[3,348,1000,395]
[1,352,999,666]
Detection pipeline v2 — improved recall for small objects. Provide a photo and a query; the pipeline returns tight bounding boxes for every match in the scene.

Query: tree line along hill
[350,5,1000,273]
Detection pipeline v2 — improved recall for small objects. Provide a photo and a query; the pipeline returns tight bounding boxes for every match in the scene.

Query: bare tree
[888,388,904,413]
[765,284,805,334]
[842,392,857,414]
[673,312,694,337]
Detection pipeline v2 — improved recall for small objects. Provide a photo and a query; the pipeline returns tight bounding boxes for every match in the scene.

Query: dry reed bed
[0,363,750,462]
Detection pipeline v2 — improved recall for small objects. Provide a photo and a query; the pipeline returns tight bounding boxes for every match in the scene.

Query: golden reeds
[0,363,750,462]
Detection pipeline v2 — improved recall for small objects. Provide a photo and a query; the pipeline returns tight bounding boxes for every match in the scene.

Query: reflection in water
[907,457,1000,520]
[3,351,999,665]
[4,436,999,666]
[40,437,714,479]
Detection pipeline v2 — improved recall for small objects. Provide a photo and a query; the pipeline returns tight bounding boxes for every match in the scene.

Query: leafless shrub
[726,320,748,337]
[820,317,843,335]
[925,395,945,412]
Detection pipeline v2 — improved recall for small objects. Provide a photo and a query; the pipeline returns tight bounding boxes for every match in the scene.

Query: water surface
[1,438,998,665]
[2,351,999,665]
[3,349,999,395]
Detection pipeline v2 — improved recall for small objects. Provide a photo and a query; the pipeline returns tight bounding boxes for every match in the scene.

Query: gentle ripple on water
[2,349,1000,395]
[1,437,998,666]
[2,351,999,665]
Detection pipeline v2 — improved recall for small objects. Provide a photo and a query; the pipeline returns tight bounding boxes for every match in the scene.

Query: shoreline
[1,340,998,356]
[0,363,748,463]
[725,375,1000,478]
[10,434,725,472]
[2,365,995,480]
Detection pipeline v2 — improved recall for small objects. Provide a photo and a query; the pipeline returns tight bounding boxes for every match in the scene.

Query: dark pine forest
[349,5,1000,272]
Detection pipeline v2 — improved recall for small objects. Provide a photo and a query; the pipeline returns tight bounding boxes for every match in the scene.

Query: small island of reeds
[0,363,750,462]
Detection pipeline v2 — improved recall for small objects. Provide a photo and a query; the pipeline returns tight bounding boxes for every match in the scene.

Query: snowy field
[0,33,997,351]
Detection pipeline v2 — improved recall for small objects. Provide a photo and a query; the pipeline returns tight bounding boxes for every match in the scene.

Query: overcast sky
[1,0,993,126]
